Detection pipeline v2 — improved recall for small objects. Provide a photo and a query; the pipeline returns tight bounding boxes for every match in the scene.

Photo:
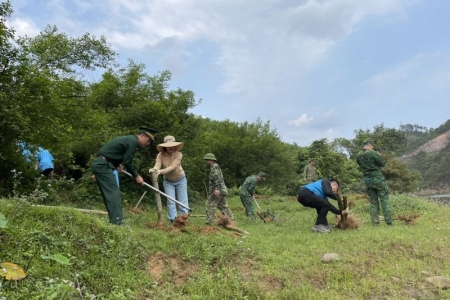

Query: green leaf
[41,253,72,265]
[0,212,7,228]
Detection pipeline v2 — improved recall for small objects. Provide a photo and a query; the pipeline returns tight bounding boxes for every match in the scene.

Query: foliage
[383,156,421,193]
[332,123,407,158]
[408,143,450,188]
[0,212,7,228]
[389,194,428,216]
[0,1,448,198]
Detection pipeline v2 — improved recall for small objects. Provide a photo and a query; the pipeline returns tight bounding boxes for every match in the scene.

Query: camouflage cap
[257,172,266,180]
[363,140,374,146]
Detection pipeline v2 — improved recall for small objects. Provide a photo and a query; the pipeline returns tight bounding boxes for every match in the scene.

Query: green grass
[1,193,450,299]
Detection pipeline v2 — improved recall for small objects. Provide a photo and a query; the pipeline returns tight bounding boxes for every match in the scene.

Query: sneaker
[316,225,330,233]
[311,225,320,232]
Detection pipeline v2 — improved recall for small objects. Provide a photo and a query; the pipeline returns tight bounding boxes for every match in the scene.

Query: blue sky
[8,0,450,146]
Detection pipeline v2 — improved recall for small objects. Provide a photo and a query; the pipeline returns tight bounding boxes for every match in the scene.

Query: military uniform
[205,157,234,225]
[240,175,258,217]
[356,146,393,226]
[92,127,157,225]
[303,164,318,183]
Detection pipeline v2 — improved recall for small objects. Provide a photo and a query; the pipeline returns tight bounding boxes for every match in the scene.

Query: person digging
[297,178,349,233]
[92,127,158,225]
[239,172,266,219]
[203,153,234,226]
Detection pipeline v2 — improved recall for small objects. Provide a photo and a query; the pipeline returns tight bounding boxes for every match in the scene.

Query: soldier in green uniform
[356,140,393,226]
[203,153,234,225]
[92,127,158,225]
[303,159,318,183]
[239,172,266,218]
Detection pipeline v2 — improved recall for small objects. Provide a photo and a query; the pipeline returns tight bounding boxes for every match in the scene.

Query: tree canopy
[0,1,446,198]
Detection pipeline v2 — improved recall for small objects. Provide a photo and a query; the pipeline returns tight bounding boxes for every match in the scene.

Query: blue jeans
[163,175,189,220]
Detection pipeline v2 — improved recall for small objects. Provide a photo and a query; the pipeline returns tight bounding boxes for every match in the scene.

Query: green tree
[0,2,116,193]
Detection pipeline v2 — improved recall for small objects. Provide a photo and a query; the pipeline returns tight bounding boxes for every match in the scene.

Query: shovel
[253,197,277,223]
[122,170,192,212]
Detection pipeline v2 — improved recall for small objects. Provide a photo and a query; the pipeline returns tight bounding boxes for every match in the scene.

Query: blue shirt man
[36,147,54,179]
[297,179,348,233]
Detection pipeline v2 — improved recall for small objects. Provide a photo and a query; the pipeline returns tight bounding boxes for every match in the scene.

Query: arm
[151,153,163,171]
[210,165,222,195]
[303,165,308,179]
[159,152,182,175]
[240,177,256,196]
[122,141,139,177]
[373,151,386,168]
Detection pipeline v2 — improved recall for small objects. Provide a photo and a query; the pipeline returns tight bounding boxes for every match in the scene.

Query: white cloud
[289,114,314,126]
[6,18,40,37]
[11,0,416,97]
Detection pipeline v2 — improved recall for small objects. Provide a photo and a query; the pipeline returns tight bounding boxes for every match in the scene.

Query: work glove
[149,168,155,173]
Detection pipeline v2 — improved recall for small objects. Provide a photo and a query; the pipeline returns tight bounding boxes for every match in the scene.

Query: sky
[8,0,450,146]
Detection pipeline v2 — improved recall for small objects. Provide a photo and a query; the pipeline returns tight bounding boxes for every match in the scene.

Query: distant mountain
[409,129,450,156]
[399,123,450,189]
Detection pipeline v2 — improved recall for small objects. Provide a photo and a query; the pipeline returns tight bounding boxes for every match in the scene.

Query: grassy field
[1,193,450,299]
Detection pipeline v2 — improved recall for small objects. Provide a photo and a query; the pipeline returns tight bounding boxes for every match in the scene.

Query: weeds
[1,193,450,299]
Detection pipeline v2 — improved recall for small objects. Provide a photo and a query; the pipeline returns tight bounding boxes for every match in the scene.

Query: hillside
[399,124,450,189]
[406,129,450,158]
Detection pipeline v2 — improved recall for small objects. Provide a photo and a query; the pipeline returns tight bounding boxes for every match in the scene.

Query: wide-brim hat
[156,135,184,152]
[203,153,217,161]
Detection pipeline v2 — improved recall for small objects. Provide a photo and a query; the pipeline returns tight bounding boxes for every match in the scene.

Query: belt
[97,155,109,162]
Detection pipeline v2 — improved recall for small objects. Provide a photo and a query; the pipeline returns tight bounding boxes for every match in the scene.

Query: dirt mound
[147,252,199,285]
[334,214,360,229]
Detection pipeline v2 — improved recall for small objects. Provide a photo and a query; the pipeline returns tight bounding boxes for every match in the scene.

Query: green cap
[258,172,266,180]
[363,140,374,146]
[138,127,158,141]
[203,153,217,161]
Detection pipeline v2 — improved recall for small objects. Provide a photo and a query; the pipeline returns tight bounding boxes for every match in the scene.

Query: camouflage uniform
[239,175,258,217]
[303,164,318,183]
[356,149,393,226]
[205,162,234,225]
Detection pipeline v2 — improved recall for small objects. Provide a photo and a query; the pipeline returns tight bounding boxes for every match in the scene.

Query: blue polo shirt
[37,148,54,171]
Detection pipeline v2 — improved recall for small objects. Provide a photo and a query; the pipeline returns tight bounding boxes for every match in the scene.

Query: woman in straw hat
[150,135,189,223]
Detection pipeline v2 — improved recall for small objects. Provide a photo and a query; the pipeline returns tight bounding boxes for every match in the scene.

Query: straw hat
[156,136,184,152]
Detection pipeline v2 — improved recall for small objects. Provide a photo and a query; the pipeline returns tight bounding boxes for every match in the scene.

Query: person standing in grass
[356,140,393,226]
[150,135,188,223]
[92,127,158,225]
[239,172,266,218]
[297,178,349,233]
[303,159,318,183]
[203,153,234,225]
[36,147,55,180]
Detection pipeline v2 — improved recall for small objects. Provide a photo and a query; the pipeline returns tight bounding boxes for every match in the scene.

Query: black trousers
[297,189,341,226]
